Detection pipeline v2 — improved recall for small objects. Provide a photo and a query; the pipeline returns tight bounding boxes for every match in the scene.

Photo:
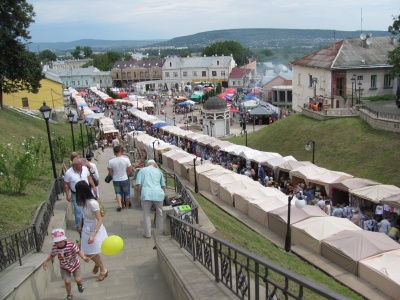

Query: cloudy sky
[28,0,399,43]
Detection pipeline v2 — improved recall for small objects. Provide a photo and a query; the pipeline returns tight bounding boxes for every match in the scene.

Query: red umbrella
[224,88,236,94]
[229,108,240,113]
[104,97,114,103]
[117,92,128,98]
[78,91,86,96]
[204,87,213,91]
[250,88,262,94]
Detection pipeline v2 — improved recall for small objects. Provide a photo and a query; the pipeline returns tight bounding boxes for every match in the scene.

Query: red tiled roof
[229,67,251,79]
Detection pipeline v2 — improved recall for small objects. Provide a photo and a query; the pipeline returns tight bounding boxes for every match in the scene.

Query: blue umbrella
[177,101,190,106]
[152,122,167,129]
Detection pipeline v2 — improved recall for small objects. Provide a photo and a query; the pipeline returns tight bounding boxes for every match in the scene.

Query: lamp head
[295,198,306,209]
[39,102,52,120]
[67,110,74,122]
[305,143,312,151]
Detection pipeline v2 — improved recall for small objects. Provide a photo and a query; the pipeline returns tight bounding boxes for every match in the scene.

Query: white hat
[51,228,67,243]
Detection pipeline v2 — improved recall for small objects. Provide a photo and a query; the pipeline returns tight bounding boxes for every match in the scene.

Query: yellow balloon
[101,235,124,256]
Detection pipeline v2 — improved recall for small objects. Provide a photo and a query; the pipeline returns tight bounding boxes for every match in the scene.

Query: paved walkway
[41,147,174,300]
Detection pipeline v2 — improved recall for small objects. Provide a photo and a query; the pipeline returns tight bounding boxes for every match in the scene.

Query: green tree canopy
[388,15,400,79]
[90,51,121,71]
[202,40,253,66]
[123,52,132,61]
[82,46,93,58]
[71,46,82,59]
[0,0,43,109]
[38,49,57,64]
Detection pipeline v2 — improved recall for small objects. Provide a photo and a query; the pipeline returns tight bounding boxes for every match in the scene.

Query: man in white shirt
[64,157,98,230]
[108,145,133,211]
[112,136,120,147]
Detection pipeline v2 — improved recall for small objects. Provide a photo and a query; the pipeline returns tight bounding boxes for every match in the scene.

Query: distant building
[3,69,64,110]
[111,59,165,88]
[291,36,398,112]
[261,64,293,106]
[47,67,112,89]
[163,55,235,87]
[228,68,252,89]
[51,58,92,70]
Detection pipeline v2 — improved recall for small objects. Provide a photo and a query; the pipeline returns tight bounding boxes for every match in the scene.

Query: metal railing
[0,177,64,272]
[169,215,349,300]
[361,105,400,121]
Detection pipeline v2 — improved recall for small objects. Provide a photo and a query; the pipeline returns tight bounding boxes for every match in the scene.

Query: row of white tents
[127,128,400,299]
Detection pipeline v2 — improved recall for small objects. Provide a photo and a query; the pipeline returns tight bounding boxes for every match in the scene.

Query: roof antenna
[360,8,363,34]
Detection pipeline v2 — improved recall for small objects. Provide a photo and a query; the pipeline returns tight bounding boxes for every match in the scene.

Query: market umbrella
[152,122,168,129]
[229,108,240,113]
[250,88,263,94]
[104,97,114,103]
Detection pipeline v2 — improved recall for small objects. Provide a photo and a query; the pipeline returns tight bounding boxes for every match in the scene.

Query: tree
[71,46,82,59]
[82,46,93,58]
[123,52,132,61]
[90,51,121,71]
[0,0,43,109]
[38,49,57,64]
[388,14,400,79]
[202,40,253,66]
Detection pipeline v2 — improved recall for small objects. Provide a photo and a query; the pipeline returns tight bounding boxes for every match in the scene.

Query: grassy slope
[228,114,400,186]
[0,107,71,236]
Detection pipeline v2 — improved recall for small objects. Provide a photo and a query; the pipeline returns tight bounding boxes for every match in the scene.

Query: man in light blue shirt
[135,160,166,238]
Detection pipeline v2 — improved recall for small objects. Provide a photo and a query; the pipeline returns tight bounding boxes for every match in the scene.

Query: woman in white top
[76,181,108,282]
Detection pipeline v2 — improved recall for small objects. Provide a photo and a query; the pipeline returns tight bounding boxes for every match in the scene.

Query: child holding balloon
[75,180,109,282]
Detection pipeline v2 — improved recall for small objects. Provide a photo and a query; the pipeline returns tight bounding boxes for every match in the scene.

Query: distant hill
[150,28,391,49]
[30,28,392,55]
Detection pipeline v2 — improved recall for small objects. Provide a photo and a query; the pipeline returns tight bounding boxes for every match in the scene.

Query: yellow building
[3,70,64,110]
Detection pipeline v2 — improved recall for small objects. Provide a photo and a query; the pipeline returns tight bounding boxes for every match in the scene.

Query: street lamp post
[173,117,176,126]
[152,140,160,162]
[285,194,306,252]
[164,113,167,122]
[244,130,248,147]
[39,102,57,179]
[100,123,103,140]
[78,116,85,158]
[210,121,214,137]
[204,124,209,136]
[305,140,316,164]
[358,81,362,105]
[193,157,199,193]
[84,120,91,152]
[67,110,76,151]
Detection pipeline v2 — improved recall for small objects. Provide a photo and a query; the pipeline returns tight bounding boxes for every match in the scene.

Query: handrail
[0,177,64,272]
[169,215,350,300]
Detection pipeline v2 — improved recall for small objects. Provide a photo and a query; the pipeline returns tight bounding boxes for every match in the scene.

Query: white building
[291,36,398,112]
[202,96,230,138]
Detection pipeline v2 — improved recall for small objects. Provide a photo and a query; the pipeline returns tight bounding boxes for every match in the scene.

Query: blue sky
[27,0,399,43]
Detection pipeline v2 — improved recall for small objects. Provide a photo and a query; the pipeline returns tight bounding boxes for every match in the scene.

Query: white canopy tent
[350,185,400,203]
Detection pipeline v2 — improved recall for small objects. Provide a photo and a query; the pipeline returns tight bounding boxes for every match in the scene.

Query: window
[100,80,103,84]
[165,72,170,78]
[309,74,313,87]
[384,74,392,88]
[221,71,226,77]
[192,71,197,76]
[217,60,220,65]
[85,80,88,85]
[77,81,80,86]
[21,97,29,108]
[370,75,377,88]
[233,81,236,85]
[127,72,131,78]
[202,71,206,77]
[182,71,187,77]
[173,72,178,78]
[72,81,76,86]
[92,77,96,82]
[65,81,68,86]
[212,71,217,77]
[169,62,172,67]
[298,73,301,85]
[357,75,363,80]
[238,81,241,86]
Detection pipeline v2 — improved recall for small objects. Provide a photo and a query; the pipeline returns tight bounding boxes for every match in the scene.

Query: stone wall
[358,109,400,133]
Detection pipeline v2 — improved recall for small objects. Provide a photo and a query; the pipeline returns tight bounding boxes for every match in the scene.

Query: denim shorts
[113,179,131,198]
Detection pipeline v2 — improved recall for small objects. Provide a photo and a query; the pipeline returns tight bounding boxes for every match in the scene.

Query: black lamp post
[77,116,85,158]
[164,113,167,122]
[67,110,76,151]
[358,81,362,105]
[210,121,214,137]
[152,139,160,161]
[39,102,57,179]
[305,140,316,164]
[193,157,199,193]
[173,117,176,126]
[244,130,248,146]
[285,194,306,252]
[84,120,91,152]
[100,123,103,140]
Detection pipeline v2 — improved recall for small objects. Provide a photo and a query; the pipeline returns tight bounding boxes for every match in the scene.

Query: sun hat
[51,228,67,243]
